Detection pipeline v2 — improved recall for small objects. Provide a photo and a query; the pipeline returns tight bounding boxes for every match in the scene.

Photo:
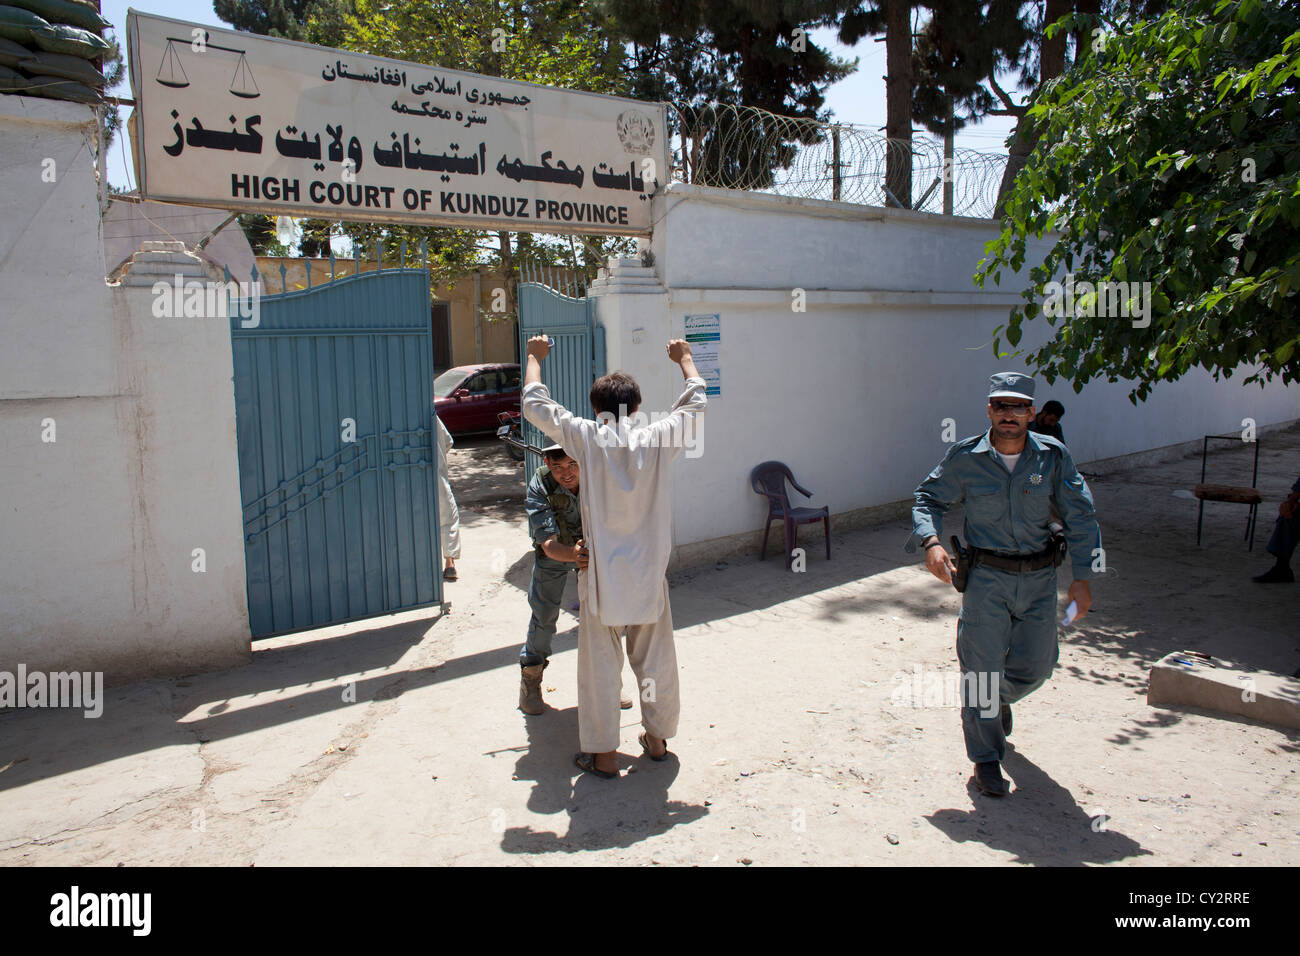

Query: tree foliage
[975,0,1300,402]
[212,0,324,41]
[598,0,856,192]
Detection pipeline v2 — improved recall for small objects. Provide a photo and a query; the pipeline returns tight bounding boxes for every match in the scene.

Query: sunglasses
[990,401,1034,416]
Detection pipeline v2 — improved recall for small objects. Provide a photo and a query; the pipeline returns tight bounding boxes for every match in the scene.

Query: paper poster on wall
[684,313,720,396]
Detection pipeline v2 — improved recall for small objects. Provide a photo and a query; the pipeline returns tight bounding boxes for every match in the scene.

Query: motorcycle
[496,410,540,462]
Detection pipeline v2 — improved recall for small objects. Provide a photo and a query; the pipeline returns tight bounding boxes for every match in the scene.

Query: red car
[434,363,521,435]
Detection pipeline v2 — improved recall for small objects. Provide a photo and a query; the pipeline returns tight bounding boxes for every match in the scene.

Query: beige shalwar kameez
[522,377,706,753]
[435,414,461,560]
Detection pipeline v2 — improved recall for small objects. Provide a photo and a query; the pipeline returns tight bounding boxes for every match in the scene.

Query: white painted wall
[590,183,1298,558]
[0,97,250,684]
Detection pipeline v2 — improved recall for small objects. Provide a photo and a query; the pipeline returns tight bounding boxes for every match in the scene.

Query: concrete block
[1147,652,1300,731]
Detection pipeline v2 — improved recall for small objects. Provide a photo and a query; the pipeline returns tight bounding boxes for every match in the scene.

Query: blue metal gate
[229,253,442,638]
[517,281,605,476]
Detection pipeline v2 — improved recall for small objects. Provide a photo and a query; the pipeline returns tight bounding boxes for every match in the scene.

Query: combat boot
[519,663,546,715]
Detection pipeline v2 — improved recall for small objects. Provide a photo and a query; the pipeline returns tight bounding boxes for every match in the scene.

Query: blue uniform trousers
[1266,509,1300,565]
[957,564,1059,763]
[519,554,572,666]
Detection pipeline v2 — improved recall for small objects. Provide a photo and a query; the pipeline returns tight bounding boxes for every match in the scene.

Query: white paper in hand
[1061,599,1079,627]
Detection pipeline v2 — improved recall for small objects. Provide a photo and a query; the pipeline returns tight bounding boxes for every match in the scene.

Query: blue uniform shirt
[907,430,1102,580]
[526,469,583,562]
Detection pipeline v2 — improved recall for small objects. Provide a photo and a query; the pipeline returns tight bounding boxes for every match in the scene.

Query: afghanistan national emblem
[617,110,655,155]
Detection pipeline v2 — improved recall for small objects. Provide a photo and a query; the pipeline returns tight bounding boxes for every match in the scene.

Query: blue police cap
[988,372,1035,401]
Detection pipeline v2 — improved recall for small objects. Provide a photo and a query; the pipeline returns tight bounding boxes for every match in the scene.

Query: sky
[102,2,1020,202]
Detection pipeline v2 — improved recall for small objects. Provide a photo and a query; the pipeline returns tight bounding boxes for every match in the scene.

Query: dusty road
[1,428,1296,865]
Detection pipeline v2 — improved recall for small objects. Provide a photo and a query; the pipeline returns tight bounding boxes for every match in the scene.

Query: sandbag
[0,6,50,44]
[29,21,109,59]
[0,61,29,89]
[4,0,109,32]
[20,49,104,85]
[22,71,97,102]
[0,35,30,66]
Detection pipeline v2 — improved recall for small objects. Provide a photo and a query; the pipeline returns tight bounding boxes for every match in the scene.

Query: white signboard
[126,10,667,235]
[684,313,720,395]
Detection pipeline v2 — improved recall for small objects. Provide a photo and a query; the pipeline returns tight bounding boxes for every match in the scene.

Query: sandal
[638,732,672,762]
[573,752,618,779]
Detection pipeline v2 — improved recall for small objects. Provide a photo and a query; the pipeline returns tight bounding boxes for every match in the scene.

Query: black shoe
[1000,702,1013,737]
[974,761,1007,797]
[1252,565,1294,583]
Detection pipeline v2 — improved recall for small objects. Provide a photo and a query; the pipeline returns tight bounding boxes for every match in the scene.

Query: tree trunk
[884,0,913,209]
[1071,0,1102,65]
[993,0,1071,218]
[1043,0,1070,77]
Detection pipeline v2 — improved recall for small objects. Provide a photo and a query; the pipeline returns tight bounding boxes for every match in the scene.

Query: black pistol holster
[950,536,971,593]
[1049,524,1067,568]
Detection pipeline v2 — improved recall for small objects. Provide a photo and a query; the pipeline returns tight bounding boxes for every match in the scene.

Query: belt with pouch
[949,532,1066,593]
[971,530,1067,574]
[971,546,1058,573]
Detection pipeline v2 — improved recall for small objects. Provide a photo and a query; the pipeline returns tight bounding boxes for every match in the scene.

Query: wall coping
[661,181,1008,231]
[667,287,1027,308]
[0,94,97,129]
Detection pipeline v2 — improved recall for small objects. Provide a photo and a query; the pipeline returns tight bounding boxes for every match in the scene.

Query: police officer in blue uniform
[518,444,586,714]
[517,443,633,715]
[908,373,1102,797]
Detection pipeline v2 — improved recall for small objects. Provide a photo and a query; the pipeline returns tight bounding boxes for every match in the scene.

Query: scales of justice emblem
[155,29,260,98]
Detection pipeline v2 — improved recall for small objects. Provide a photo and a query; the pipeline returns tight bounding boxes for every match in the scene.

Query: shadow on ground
[500,705,708,854]
[0,610,561,792]
[926,745,1153,865]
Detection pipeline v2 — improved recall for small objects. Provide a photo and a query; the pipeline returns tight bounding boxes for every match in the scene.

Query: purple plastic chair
[750,460,831,568]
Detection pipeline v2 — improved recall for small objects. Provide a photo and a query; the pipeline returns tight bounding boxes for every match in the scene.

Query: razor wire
[666,103,1012,220]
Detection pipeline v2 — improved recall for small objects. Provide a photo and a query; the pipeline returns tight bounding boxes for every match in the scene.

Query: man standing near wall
[522,336,706,778]
[907,373,1101,797]
[1029,400,1066,444]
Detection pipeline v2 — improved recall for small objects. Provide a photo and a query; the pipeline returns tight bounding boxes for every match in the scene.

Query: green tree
[212,0,322,40]
[597,0,856,191]
[987,2,1169,215]
[975,0,1300,401]
[839,1,915,206]
[910,0,1033,140]
[98,34,126,152]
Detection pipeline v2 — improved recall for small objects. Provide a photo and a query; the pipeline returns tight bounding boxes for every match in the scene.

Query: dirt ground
[1,428,1297,866]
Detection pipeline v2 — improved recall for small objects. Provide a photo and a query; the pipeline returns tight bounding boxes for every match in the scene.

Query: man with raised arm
[522,336,706,778]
